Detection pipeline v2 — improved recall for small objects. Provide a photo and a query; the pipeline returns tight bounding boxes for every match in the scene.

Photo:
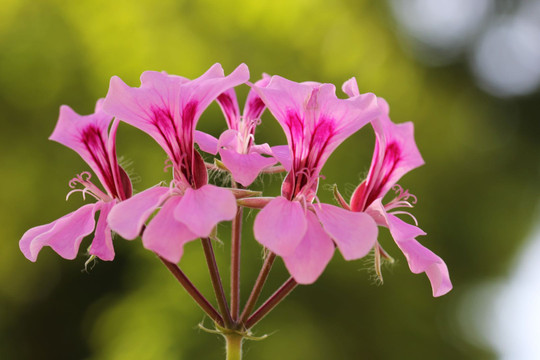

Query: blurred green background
[1,0,539,359]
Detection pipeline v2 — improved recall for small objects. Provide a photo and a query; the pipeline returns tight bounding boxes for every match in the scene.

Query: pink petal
[107,186,170,240]
[219,148,276,186]
[103,64,249,164]
[282,211,334,284]
[253,196,307,256]
[255,76,379,176]
[362,101,425,205]
[315,203,378,260]
[88,201,116,261]
[341,77,360,97]
[216,89,240,129]
[143,197,197,263]
[386,214,452,297]
[243,73,271,121]
[217,129,240,150]
[270,145,292,171]
[181,63,249,121]
[20,203,98,262]
[194,130,219,155]
[173,185,237,237]
[103,74,176,157]
[50,102,117,196]
[250,143,273,156]
[107,119,132,200]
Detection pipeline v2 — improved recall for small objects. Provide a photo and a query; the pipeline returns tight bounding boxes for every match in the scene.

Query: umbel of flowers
[19,63,452,359]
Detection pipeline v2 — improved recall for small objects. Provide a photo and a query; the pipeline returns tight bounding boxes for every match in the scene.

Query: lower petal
[220,149,276,186]
[315,203,378,261]
[89,201,116,261]
[386,214,452,297]
[282,211,334,284]
[143,196,197,263]
[173,185,237,238]
[20,203,98,261]
[253,196,307,256]
[107,186,170,240]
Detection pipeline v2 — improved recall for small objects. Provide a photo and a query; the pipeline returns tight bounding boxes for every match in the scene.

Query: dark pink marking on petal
[244,97,265,122]
[365,141,401,207]
[181,101,198,135]
[150,106,182,165]
[217,92,239,129]
[80,124,117,197]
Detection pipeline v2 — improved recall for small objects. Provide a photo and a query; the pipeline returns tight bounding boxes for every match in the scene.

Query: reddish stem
[201,237,234,328]
[158,256,224,327]
[245,277,298,329]
[239,252,276,324]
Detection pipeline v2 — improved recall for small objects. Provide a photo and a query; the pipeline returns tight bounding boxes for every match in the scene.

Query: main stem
[201,237,234,328]
[158,256,224,327]
[224,333,243,360]
[231,202,243,322]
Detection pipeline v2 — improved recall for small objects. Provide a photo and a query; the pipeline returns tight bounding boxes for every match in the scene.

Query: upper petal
[253,196,307,256]
[50,102,117,196]
[386,213,452,297]
[216,88,241,129]
[20,203,98,262]
[315,203,378,261]
[107,186,170,240]
[255,76,379,175]
[219,148,276,186]
[282,211,335,284]
[342,77,360,97]
[103,64,249,166]
[243,73,271,121]
[361,99,425,207]
[143,196,198,263]
[173,185,237,238]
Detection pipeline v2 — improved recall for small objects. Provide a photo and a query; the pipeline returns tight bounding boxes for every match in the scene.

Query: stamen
[163,158,173,173]
[389,210,419,226]
[66,171,111,202]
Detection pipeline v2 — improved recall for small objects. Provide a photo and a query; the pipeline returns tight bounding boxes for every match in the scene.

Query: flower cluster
[20,63,452,297]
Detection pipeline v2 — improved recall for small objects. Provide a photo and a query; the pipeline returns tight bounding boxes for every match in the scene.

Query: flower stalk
[240,252,276,324]
[245,277,297,329]
[158,256,224,327]
[201,237,234,328]
[231,199,243,322]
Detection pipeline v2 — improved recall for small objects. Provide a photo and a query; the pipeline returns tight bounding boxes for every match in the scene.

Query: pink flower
[341,78,452,297]
[104,64,249,263]
[212,74,287,186]
[19,100,132,262]
[252,76,381,284]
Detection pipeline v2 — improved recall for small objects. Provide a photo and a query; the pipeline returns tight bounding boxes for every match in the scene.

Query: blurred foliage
[1,0,539,359]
